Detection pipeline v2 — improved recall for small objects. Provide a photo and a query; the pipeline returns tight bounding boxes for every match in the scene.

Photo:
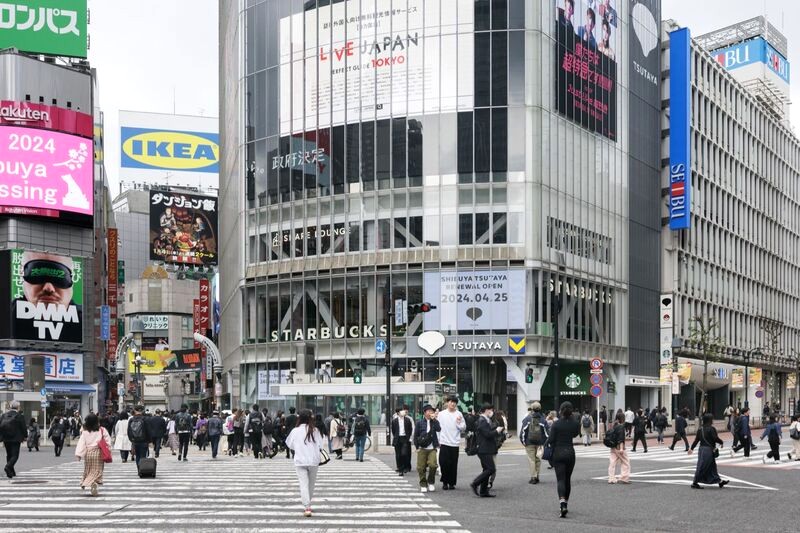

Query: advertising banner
[712,37,790,84]
[140,315,169,330]
[676,362,692,383]
[0,126,93,222]
[100,305,110,341]
[198,278,210,332]
[257,370,268,401]
[423,270,526,331]
[731,367,744,389]
[669,27,692,230]
[659,367,672,384]
[126,349,171,375]
[554,0,619,141]
[279,0,473,134]
[749,367,762,387]
[162,349,203,373]
[0,0,88,58]
[120,127,219,174]
[107,228,118,359]
[149,191,218,265]
[0,101,92,137]
[0,350,83,381]
[9,249,83,343]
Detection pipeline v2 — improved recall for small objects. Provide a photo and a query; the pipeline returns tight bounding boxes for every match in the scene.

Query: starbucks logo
[565,374,581,389]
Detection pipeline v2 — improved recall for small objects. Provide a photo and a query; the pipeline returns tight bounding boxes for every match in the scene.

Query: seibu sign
[0,101,93,138]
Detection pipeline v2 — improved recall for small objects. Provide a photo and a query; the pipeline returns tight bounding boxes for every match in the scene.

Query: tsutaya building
[218,0,665,430]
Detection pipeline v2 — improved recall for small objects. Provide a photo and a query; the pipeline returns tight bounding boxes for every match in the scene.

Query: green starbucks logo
[565,374,581,389]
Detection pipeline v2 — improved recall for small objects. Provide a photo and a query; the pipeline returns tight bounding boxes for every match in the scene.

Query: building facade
[219,0,664,429]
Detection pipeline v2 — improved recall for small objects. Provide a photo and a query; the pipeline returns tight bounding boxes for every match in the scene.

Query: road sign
[755,389,764,399]
[590,385,603,397]
[40,388,47,397]
[590,373,603,386]
[590,358,604,370]
[40,399,47,408]
[375,339,387,353]
[590,369,603,374]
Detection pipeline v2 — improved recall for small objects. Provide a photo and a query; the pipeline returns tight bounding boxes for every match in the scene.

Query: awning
[45,383,96,394]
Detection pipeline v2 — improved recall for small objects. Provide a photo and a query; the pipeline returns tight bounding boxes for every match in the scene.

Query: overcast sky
[86,1,798,194]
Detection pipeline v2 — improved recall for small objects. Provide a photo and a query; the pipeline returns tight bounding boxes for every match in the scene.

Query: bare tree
[759,319,784,410]
[687,316,725,417]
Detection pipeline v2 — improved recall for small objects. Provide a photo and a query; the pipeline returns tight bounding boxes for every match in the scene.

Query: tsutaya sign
[271,324,388,342]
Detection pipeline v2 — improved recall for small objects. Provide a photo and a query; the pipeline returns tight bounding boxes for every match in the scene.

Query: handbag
[541,444,553,462]
[699,427,719,458]
[319,448,331,465]
[98,428,113,464]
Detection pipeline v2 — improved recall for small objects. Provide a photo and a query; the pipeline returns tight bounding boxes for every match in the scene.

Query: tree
[759,319,784,410]
[687,316,725,417]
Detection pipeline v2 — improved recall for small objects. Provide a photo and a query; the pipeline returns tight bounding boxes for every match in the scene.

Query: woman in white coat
[113,411,132,463]
[329,412,345,459]
[286,409,324,517]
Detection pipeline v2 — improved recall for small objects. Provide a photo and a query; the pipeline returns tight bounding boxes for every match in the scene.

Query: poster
[0,351,83,382]
[257,370,268,400]
[162,349,203,373]
[424,270,526,331]
[749,367,762,387]
[9,249,83,343]
[126,349,171,375]
[554,0,618,141]
[149,190,218,265]
[731,367,744,389]
[659,367,672,384]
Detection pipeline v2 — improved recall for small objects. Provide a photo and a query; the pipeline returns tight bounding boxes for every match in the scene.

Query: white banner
[280,0,474,134]
[0,351,83,382]
[257,370,269,400]
[141,315,169,330]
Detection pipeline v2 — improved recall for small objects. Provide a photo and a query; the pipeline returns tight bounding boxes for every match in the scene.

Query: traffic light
[409,302,437,313]
[353,368,363,384]
[525,367,534,384]
[607,380,616,394]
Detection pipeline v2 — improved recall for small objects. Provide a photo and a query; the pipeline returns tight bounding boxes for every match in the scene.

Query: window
[459,214,473,245]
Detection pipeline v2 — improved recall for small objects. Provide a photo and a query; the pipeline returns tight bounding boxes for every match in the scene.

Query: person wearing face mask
[469,404,503,498]
[437,396,466,490]
[391,406,413,476]
[414,405,441,492]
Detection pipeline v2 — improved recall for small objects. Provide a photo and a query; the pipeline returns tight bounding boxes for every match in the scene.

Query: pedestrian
[644,407,652,433]
[351,408,371,462]
[48,415,67,457]
[414,404,441,492]
[759,415,782,464]
[599,405,608,434]
[730,407,752,458]
[262,409,276,458]
[207,410,223,459]
[145,409,167,459]
[391,406,413,475]
[607,412,631,484]
[723,404,734,432]
[669,408,690,451]
[324,411,335,453]
[175,404,193,461]
[689,413,728,489]
[730,408,740,450]
[244,405,264,458]
[113,411,132,463]
[545,402,580,517]
[520,401,548,484]
[437,395,466,490]
[654,407,668,445]
[329,412,346,460]
[26,417,40,452]
[224,410,236,455]
[166,413,179,456]
[470,403,503,498]
[631,409,648,453]
[787,414,800,461]
[0,401,26,479]
[580,410,594,446]
[285,409,324,518]
[68,412,81,447]
[195,413,209,451]
[284,407,298,459]
[75,413,112,497]
[623,407,635,437]
[127,405,150,467]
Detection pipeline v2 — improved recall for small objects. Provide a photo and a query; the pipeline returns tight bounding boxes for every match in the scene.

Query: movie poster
[149,191,218,265]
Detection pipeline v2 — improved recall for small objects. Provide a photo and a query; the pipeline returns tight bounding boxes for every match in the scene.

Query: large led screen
[149,191,218,265]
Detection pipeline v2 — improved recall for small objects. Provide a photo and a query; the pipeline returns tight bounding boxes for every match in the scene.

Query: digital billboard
[279,0,474,135]
[5,249,84,343]
[0,0,88,58]
[554,0,619,141]
[0,126,93,224]
[162,348,203,373]
[149,190,218,265]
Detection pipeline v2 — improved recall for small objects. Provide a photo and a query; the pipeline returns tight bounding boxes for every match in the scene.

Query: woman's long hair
[298,409,315,444]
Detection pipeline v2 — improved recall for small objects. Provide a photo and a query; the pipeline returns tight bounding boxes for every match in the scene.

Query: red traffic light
[420,303,432,312]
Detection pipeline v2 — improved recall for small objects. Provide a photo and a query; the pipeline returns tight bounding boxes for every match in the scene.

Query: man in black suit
[391,406,413,476]
[145,409,168,458]
[283,407,298,458]
[470,403,503,497]
[0,401,28,478]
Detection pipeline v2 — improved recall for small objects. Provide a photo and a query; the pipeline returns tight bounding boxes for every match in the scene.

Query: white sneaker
[420,487,428,493]
[730,449,735,458]
[428,484,435,492]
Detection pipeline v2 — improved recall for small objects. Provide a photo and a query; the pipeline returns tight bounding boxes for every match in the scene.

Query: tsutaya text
[271,324,389,342]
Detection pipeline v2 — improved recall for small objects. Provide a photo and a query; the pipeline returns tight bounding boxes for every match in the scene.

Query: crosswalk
[504,441,800,469]
[0,452,468,532]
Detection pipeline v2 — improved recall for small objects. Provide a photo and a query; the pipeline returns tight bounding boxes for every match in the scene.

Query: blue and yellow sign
[121,127,219,173]
[508,336,526,354]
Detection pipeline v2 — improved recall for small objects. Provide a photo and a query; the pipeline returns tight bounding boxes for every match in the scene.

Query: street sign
[375,339,387,353]
[590,358,604,370]
[590,385,603,397]
[40,399,47,408]
[40,388,47,397]
[590,373,603,386]
[590,369,603,374]
[117,383,124,396]
[755,389,764,399]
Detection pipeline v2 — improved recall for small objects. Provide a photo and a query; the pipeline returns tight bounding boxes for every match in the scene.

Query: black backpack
[526,414,546,445]
[262,416,274,436]
[353,416,367,436]
[464,413,478,433]
[465,432,478,455]
[176,414,191,433]
[249,412,263,434]
[129,416,146,442]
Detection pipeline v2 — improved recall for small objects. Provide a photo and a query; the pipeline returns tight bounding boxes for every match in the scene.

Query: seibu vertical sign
[669,28,691,230]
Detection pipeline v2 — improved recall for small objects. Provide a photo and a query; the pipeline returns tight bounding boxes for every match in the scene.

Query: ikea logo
[121,127,219,173]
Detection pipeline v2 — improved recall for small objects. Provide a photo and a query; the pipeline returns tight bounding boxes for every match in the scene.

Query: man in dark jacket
[470,403,503,497]
[207,411,223,459]
[145,409,167,458]
[283,407,298,459]
[351,408,372,462]
[392,406,414,476]
[0,401,27,478]
[731,407,752,458]
[127,405,150,467]
[175,404,193,462]
[669,409,690,451]
[631,409,648,452]
[414,405,441,492]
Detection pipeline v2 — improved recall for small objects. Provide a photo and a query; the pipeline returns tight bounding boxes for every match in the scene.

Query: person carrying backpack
[245,405,265,459]
[330,413,346,459]
[631,409,648,453]
[759,415,782,464]
[580,410,594,446]
[261,409,275,458]
[1,401,26,479]
[126,405,150,467]
[48,415,67,457]
[654,407,668,444]
[520,401,548,484]
[607,412,630,484]
[351,408,371,462]
[175,404,193,462]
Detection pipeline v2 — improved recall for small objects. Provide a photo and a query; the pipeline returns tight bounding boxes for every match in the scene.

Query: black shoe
[183,458,188,462]
[529,478,536,485]
[471,484,480,497]
[4,466,11,479]
[560,501,568,518]
[631,449,636,452]
[533,477,539,484]
[691,483,703,489]
[480,492,496,498]
[443,484,450,490]
[719,480,729,488]
[449,485,456,490]
[178,455,181,461]
[643,450,648,453]
[399,471,404,476]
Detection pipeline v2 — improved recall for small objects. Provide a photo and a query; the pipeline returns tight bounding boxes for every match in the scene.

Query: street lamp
[744,348,761,409]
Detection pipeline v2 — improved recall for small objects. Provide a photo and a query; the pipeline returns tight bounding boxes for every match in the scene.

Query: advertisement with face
[149,191,218,265]
[0,126,93,224]
[8,249,83,343]
[554,0,619,141]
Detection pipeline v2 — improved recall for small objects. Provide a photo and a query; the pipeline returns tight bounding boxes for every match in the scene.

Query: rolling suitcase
[138,457,157,478]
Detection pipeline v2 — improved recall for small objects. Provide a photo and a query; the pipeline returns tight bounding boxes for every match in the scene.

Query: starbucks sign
[565,373,581,390]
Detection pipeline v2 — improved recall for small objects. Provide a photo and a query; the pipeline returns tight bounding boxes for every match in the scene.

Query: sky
[85,1,799,195]
[87,0,218,197]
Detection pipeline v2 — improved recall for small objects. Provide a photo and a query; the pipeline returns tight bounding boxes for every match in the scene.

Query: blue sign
[120,127,219,173]
[375,339,387,354]
[712,37,790,84]
[40,388,47,397]
[100,305,110,341]
[669,28,692,231]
